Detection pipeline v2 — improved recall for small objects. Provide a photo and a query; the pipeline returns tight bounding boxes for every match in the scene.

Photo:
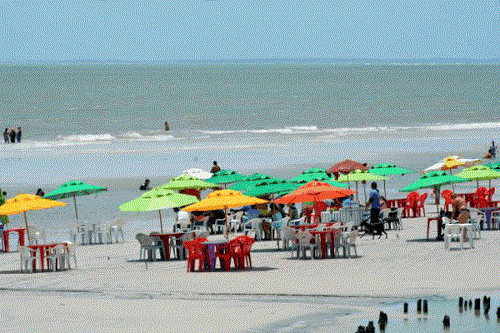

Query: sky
[1,1,499,62]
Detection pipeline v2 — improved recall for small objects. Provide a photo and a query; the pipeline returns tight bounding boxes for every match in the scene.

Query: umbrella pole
[224,207,229,239]
[477,180,479,189]
[355,182,358,201]
[363,183,367,203]
[159,210,164,233]
[24,211,30,243]
[383,180,387,199]
[73,194,79,222]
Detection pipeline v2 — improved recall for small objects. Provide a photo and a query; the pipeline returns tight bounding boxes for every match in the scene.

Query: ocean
[0,63,499,240]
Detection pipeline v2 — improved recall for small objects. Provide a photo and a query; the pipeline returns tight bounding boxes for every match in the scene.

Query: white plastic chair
[271,216,290,247]
[341,230,359,258]
[468,208,483,239]
[288,216,306,226]
[444,224,466,250]
[19,246,38,273]
[174,217,192,233]
[136,233,163,261]
[170,232,194,260]
[281,226,297,251]
[27,225,46,245]
[213,218,227,234]
[108,218,126,243]
[491,209,500,230]
[243,218,263,241]
[65,242,78,269]
[229,211,245,232]
[46,244,69,271]
[294,231,320,259]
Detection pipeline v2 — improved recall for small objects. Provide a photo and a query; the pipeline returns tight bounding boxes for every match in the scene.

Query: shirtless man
[451,193,469,224]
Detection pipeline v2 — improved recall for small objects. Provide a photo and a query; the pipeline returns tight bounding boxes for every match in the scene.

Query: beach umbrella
[399,171,468,214]
[244,179,298,198]
[287,169,330,183]
[182,168,213,180]
[484,162,500,171]
[182,189,268,237]
[454,165,500,188]
[206,170,246,187]
[288,177,348,188]
[44,180,107,222]
[337,169,387,202]
[229,173,277,191]
[119,189,199,233]
[275,181,355,217]
[424,156,482,173]
[327,159,369,180]
[369,163,414,198]
[0,194,66,241]
[155,174,219,191]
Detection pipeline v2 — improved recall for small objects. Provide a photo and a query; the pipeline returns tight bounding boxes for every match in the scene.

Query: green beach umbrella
[288,177,348,188]
[399,171,468,214]
[244,179,296,198]
[454,165,500,188]
[44,180,107,222]
[338,169,387,201]
[484,162,500,171]
[206,170,246,186]
[287,168,329,183]
[119,189,199,233]
[369,163,414,198]
[155,174,219,191]
[229,173,276,191]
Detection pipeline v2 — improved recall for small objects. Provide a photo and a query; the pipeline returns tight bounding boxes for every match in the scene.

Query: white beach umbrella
[182,168,213,180]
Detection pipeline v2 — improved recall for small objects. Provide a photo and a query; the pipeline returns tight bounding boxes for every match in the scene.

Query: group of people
[3,127,21,144]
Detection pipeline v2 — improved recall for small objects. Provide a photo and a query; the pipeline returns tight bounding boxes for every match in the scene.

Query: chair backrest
[417,193,428,206]
[344,222,355,233]
[282,226,297,239]
[380,208,391,220]
[184,240,203,257]
[52,244,67,255]
[488,187,495,199]
[406,191,419,204]
[295,231,313,245]
[18,245,37,258]
[348,229,359,244]
[193,237,208,243]
[441,189,453,201]
[446,224,462,236]
[231,211,244,221]
[246,218,262,228]
[396,208,404,219]
[288,216,306,226]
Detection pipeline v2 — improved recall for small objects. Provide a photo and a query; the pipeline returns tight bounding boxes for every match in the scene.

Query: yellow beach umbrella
[0,194,66,241]
[182,189,268,237]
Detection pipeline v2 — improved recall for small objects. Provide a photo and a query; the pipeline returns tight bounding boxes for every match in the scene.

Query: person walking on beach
[15,127,21,143]
[9,128,16,143]
[210,161,221,174]
[489,141,497,159]
[35,188,45,197]
[3,129,9,143]
[365,182,381,225]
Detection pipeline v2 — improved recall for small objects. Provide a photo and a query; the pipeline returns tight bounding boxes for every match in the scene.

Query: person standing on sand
[210,161,221,174]
[3,129,9,143]
[16,127,22,143]
[9,128,16,143]
[365,182,381,225]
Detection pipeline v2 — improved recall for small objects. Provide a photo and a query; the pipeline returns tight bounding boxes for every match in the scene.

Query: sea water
[0,63,499,240]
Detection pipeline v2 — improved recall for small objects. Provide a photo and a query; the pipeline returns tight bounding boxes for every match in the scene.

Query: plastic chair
[68,223,86,244]
[213,218,227,234]
[281,226,297,251]
[467,208,483,238]
[414,193,427,217]
[474,187,489,208]
[27,225,46,245]
[108,218,126,243]
[243,218,263,241]
[183,240,204,272]
[294,231,319,259]
[342,230,359,258]
[174,217,192,233]
[19,246,38,273]
[238,236,255,269]
[135,233,163,261]
[65,242,78,269]
[288,216,306,226]
[192,216,208,232]
[444,224,466,250]
[171,232,194,260]
[46,244,69,271]
[441,190,453,212]
[403,191,419,218]
[271,216,290,247]
[229,211,245,232]
[215,239,240,271]
[491,210,500,230]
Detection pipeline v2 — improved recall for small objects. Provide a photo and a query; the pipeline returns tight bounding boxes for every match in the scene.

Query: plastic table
[310,229,341,259]
[27,242,67,271]
[202,240,228,271]
[152,233,184,260]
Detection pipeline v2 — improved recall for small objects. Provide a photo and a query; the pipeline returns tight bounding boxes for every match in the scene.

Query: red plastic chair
[193,237,208,243]
[313,202,328,224]
[474,187,489,208]
[441,190,453,212]
[403,191,419,218]
[414,193,427,217]
[215,239,240,271]
[238,236,255,269]
[184,240,204,272]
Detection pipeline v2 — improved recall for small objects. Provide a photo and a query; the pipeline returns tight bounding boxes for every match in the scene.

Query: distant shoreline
[2,57,500,66]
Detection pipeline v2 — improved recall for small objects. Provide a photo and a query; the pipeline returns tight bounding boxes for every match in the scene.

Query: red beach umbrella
[327,159,370,180]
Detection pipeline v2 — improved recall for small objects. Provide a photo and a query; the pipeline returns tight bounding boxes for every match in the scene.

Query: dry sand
[0,205,499,332]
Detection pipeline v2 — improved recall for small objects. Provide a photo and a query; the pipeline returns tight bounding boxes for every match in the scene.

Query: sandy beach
[1,204,499,332]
